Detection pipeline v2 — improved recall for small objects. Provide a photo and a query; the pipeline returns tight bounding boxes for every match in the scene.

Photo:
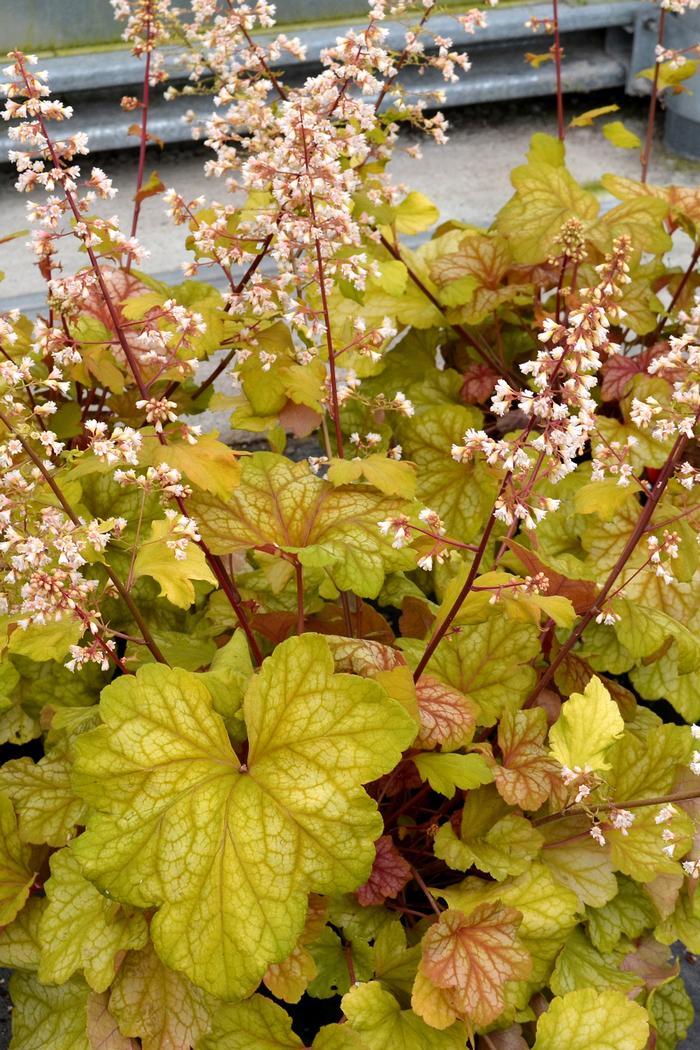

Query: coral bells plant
[3,3,700,1049]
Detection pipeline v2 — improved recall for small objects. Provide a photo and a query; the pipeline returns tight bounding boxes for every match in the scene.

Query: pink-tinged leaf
[263,894,327,1002]
[414,904,532,1027]
[328,638,405,677]
[278,400,322,438]
[621,938,678,992]
[81,267,162,375]
[644,872,684,920]
[357,836,412,906]
[495,708,565,811]
[486,1024,529,1049]
[416,675,477,751]
[399,597,435,640]
[263,943,316,1004]
[600,346,665,402]
[86,990,138,1049]
[507,541,598,614]
[460,363,500,405]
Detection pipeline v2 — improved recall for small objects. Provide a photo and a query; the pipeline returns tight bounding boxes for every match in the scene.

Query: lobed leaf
[72,635,415,998]
[532,987,649,1050]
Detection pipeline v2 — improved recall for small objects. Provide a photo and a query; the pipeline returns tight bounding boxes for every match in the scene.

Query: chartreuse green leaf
[201,993,363,1049]
[0,746,86,847]
[343,980,467,1049]
[591,197,672,256]
[632,646,700,723]
[397,405,497,541]
[434,784,543,880]
[637,58,698,93]
[133,516,217,609]
[402,619,539,727]
[191,453,415,599]
[72,635,415,999]
[580,490,695,622]
[612,600,700,673]
[528,131,566,165]
[0,895,43,970]
[602,121,641,150]
[586,875,658,953]
[307,926,374,998]
[138,432,241,500]
[196,629,253,728]
[412,752,493,797]
[394,191,440,234]
[38,848,148,993]
[0,793,36,925]
[8,619,83,663]
[570,104,620,127]
[549,676,624,771]
[308,1028,365,1050]
[656,882,700,953]
[648,976,695,1050]
[108,941,213,1050]
[608,805,693,882]
[0,653,105,749]
[550,927,643,995]
[199,994,303,1049]
[327,455,417,498]
[495,146,599,262]
[9,972,90,1050]
[607,723,691,801]
[533,987,649,1049]
[370,258,408,296]
[541,816,618,908]
[372,919,421,1000]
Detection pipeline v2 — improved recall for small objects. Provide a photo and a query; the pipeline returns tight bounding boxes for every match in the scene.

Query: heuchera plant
[2,0,700,1046]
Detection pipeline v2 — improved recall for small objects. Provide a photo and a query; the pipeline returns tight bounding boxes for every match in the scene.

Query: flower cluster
[451,237,632,528]
[111,0,174,85]
[630,302,700,451]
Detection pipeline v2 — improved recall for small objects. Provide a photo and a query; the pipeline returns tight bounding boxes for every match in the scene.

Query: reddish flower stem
[413,477,508,682]
[128,4,153,252]
[648,241,700,344]
[534,787,700,827]
[524,413,699,707]
[0,408,167,667]
[20,61,262,665]
[410,865,442,917]
[379,234,514,382]
[640,8,667,184]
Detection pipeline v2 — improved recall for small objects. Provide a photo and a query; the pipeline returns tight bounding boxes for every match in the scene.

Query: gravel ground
[0,92,700,1047]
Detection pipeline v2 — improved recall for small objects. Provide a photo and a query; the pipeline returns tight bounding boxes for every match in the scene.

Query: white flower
[609,808,635,835]
[590,826,606,846]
